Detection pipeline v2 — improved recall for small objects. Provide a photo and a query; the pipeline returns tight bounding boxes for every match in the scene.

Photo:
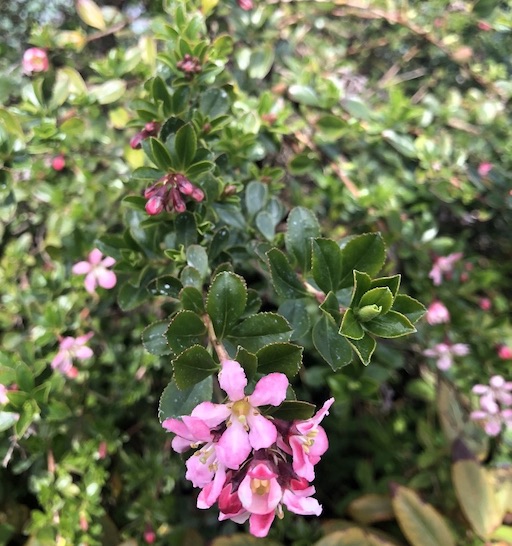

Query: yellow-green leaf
[201,0,220,16]
[89,80,127,105]
[76,0,106,30]
[314,527,402,546]
[452,459,503,538]
[347,493,394,525]
[392,486,456,546]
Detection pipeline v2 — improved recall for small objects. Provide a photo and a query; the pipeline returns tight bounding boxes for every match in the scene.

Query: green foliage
[1,0,511,544]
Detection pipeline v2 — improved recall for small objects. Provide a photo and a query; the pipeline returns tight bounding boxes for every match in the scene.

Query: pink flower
[498,345,512,360]
[51,155,66,171]
[287,398,334,481]
[423,342,469,371]
[426,300,450,325]
[22,48,49,74]
[471,375,512,436]
[477,162,493,176]
[143,525,156,544]
[72,249,117,294]
[479,297,492,311]
[428,252,463,286]
[51,333,94,377]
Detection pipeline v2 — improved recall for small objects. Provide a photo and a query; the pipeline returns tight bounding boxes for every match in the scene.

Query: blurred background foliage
[0,0,511,545]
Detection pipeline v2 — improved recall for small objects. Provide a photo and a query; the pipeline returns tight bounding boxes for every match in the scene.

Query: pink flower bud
[51,155,66,171]
[426,300,450,325]
[144,122,160,135]
[144,525,156,544]
[191,187,205,202]
[477,21,492,31]
[98,441,108,460]
[146,195,165,215]
[171,188,186,213]
[22,47,49,74]
[130,132,144,149]
[238,0,254,9]
[79,513,89,532]
[176,174,194,195]
[498,345,512,360]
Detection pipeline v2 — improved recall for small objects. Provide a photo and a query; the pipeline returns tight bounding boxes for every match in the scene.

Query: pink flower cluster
[428,252,463,286]
[470,375,512,436]
[162,359,333,537]
[51,333,94,378]
[423,341,469,371]
[72,249,117,294]
[130,121,160,150]
[144,173,204,215]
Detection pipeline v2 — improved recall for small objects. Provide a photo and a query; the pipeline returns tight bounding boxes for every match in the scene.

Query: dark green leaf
[175,123,197,169]
[180,286,205,313]
[180,266,203,290]
[118,281,148,311]
[267,248,308,299]
[339,233,386,289]
[312,313,353,370]
[268,401,316,421]
[370,274,401,300]
[393,294,426,324]
[228,313,292,353]
[131,166,164,181]
[316,114,345,140]
[15,363,34,392]
[347,333,377,366]
[249,45,275,79]
[256,211,277,241]
[173,345,219,389]
[364,310,416,338]
[185,160,214,178]
[246,181,268,217]
[278,299,311,340]
[148,137,174,170]
[235,346,258,382]
[256,343,303,378]
[166,311,207,354]
[147,275,182,298]
[312,238,344,294]
[142,321,171,355]
[473,0,499,17]
[350,270,372,307]
[159,376,212,422]
[339,309,364,340]
[213,203,247,230]
[206,272,247,339]
[186,245,209,279]
[175,211,198,247]
[152,76,172,110]
[209,227,230,260]
[285,207,320,273]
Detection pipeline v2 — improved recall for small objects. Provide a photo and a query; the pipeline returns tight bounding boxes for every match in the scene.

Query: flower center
[231,399,251,418]
[251,478,270,496]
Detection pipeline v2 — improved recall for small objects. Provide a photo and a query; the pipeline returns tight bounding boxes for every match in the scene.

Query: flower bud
[176,174,194,195]
[191,187,205,202]
[498,345,512,360]
[146,195,165,215]
[171,188,186,213]
[51,155,66,171]
[356,304,382,322]
[22,47,49,74]
[130,132,144,149]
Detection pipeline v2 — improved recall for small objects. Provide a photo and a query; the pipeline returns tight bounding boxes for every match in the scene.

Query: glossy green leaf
[347,333,377,366]
[267,248,309,299]
[142,320,171,355]
[392,294,426,324]
[249,45,275,79]
[235,347,258,382]
[147,275,182,298]
[392,485,456,546]
[180,286,205,314]
[382,130,417,158]
[175,123,197,169]
[159,376,212,422]
[364,311,416,338]
[199,88,230,118]
[206,272,247,339]
[370,275,401,300]
[313,313,353,370]
[256,342,303,378]
[255,211,276,241]
[320,291,343,323]
[148,137,174,171]
[269,401,316,421]
[340,309,364,340]
[186,245,209,279]
[228,313,292,353]
[288,84,320,107]
[316,114,345,140]
[118,281,148,311]
[173,345,219,389]
[285,207,321,273]
[245,181,268,217]
[339,233,386,289]
[312,238,344,294]
[166,311,207,354]
[278,299,311,340]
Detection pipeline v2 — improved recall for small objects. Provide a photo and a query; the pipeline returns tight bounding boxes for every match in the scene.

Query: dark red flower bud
[191,187,205,202]
[176,174,194,195]
[130,132,144,149]
[171,188,186,213]
[145,195,165,215]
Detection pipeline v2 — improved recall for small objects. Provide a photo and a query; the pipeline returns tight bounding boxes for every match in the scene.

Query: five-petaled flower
[22,48,49,74]
[51,333,94,378]
[470,375,512,436]
[423,342,469,371]
[72,249,117,294]
[426,300,450,325]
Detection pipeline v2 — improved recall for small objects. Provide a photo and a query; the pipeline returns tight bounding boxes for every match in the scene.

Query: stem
[203,314,230,362]
[302,279,326,304]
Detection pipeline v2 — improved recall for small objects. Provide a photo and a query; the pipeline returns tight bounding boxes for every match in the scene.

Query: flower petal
[216,420,251,469]
[74,346,93,360]
[247,413,277,449]
[191,401,230,428]
[88,249,103,265]
[101,256,116,268]
[84,272,97,294]
[249,373,288,407]
[72,261,92,275]
[97,269,117,290]
[249,512,275,538]
[218,360,247,400]
[282,489,322,516]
